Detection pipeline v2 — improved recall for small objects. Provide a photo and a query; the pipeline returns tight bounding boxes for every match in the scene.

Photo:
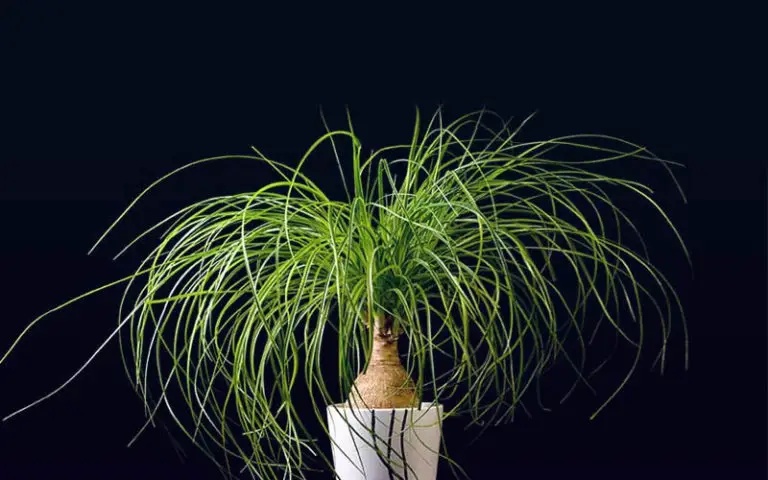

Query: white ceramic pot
[326,402,443,480]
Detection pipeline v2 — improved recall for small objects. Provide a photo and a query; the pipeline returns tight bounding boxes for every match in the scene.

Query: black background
[0,3,765,479]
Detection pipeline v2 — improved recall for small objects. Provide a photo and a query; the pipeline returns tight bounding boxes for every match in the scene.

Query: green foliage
[1,108,688,479]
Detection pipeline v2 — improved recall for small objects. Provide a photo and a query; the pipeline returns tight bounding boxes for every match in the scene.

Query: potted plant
[1,107,688,479]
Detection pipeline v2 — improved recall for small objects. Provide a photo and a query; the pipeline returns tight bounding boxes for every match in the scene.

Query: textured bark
[348,313,419,409]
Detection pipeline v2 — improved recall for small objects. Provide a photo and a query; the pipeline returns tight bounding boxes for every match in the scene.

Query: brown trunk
[348,313,419,409]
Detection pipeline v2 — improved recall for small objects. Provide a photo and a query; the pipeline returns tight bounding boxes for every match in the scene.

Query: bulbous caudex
[348,312,419,409]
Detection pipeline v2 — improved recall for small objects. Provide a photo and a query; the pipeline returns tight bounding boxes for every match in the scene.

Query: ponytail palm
[1,108,688,479]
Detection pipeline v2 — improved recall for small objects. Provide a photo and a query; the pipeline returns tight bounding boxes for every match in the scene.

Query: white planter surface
[327,402,443,480]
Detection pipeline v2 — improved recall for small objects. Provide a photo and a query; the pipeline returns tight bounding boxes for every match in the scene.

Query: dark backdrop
[0,3,764,480]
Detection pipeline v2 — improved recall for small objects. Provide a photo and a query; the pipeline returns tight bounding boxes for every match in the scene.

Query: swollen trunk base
[348,315,418,409]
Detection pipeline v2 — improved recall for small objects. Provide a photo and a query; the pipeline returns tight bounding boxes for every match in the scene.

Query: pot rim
[327,401,442,412]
